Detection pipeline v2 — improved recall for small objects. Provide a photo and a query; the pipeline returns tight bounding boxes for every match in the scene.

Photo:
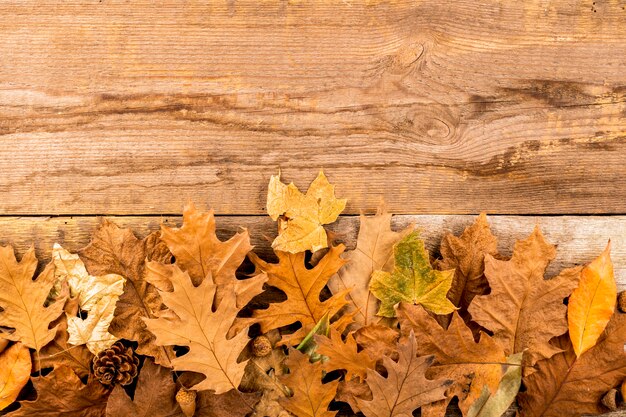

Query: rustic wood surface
[0,0,625,215]
[0,214,624,290]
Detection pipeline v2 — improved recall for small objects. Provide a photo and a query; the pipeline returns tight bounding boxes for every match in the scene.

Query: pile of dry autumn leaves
[0,171,624,417]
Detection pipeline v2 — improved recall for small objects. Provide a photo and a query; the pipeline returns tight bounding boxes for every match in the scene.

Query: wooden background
[0,0,625,415]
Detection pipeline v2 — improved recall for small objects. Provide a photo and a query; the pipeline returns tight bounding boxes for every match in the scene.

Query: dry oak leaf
[353,324,400,362]
[518,311,626,417]
[106,359,185,417]
[369,231,456,317]
[435,214,498,328]
[568,242,616,357]
[249,245,350,346]
[328,203,413,327]
[267,170,347,253]
[396,303,506,416]
[159,202,266,308]
[0,246,65,353]
[279,348,339,417]
[143,264,250,394]
[336,378,372,414]
[78,221,175,367]
[7,365,110,417]
[36,317,93,379]
[356,333,452,417]
[468,227,581,368]
[0,343,31,411]
[53,244,125,354]
[315,330,376,381]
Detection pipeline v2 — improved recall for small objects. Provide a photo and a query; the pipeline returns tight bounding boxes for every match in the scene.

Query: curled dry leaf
[327,202,413,328]
[279,348,339,417]
[143,265,249,394]
[53,244,125,354]
[267,170,346,253]
[356,333,452,417]
[0,343,31,411]
[0,246,66,353]
[468,227,581,368]
[369,231,456,317]
[568,242,616,357]
[78,221,175,367]
[249,245,350,346]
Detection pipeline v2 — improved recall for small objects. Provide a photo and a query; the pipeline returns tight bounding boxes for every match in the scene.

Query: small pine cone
[92,341,139,386]
[252,335,272,357]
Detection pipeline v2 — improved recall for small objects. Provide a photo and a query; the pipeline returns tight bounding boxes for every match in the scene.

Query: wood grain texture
[0,214,624,289]
[0,0,625,215]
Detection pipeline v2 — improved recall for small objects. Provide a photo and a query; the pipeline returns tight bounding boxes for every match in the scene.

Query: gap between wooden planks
[0,214,624,290]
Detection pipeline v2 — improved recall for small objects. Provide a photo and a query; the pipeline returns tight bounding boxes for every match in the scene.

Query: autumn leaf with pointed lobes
[468,227,581,368]
[53,244,125,354]
[160,203,266,308]
[0,246,66,353]
[396,303,506,416]
[568,242,616,357]
[78,221,175,367]
[369,231,456,318]
[36,317,93,379]
[328,203,413,328]
[7,365,110,417]
[267,170,347,253]
[314,330,377,381]
[279,348,339,417]
[106,359,185,417]
[143,264,250,394]
[353,324,400,362]
[356,333,452,417]
[518,311,626,417]
[435,214,498,329]
[0,343,31,410]
[249,245,350,346]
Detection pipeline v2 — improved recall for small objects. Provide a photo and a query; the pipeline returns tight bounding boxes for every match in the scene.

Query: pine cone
[92,341,139,386]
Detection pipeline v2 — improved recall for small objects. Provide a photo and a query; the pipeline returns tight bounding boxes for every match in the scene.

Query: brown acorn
[252,335,272,357]
[92,341,139,386]
[176,388,197,417]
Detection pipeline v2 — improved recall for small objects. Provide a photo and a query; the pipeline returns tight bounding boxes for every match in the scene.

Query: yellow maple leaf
[267,171,346,253]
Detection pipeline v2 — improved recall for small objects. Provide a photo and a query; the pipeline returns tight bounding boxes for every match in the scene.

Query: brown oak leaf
[36,317,93,379]
[353,324,399,362]
[396,303,506,416]
[356,333,452,417]
[468,227,581,367]
[106,359,184,417]
[159,202,266,308]
[143,265,250,394]
[78,221,175,367]
[249,245,350,346]
[327,203,413,327]
[435,214,498,329]
[518,311,626,417]
[7,365,110,417]
[0,246,66,353]
[315,330,376,381]
[279,348,339,417]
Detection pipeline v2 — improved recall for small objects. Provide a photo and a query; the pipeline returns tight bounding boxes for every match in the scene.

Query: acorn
[176,388,197,417]
[252,335,273,357]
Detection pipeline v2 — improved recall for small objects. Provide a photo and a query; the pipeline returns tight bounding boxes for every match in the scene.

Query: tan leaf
[249,245,349,346]
[0,246,65,352]
[0,343,31,411]
[279,348,339,417]
[356,333,451,417]
[468,227,581,367]
[336,378,372,414]
[53,244,125,354]
[568,242,616,357]
[78,220,175,367]
[518,312,626,417]
[143,265,249,394]
[315,330,376,381]
[353,324,399,362]
[396,303,506,415]
[9,365,110,416]
[328,203,413,327]
[36,318,93,379]
[160,203,266,308]
[267,170,346,253]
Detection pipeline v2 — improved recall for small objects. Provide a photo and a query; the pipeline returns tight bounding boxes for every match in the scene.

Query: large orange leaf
[0,343,31,410]
[567,242,616,357]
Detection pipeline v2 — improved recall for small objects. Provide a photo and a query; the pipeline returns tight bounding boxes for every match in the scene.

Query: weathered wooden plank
[0,1,624,215]
[0,214,624,289]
